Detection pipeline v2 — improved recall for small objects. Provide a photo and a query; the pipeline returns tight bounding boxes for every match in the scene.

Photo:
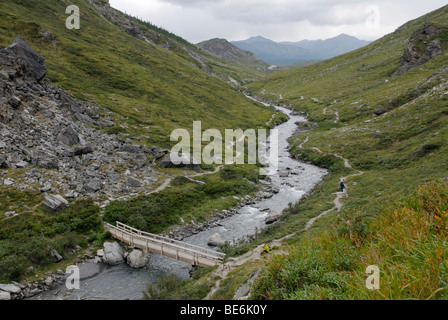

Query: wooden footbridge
[105,222,226,267]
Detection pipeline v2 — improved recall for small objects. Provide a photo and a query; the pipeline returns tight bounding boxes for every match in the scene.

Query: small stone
[44,277,53,286]
[40,183,52,193]
[16,161,28,168]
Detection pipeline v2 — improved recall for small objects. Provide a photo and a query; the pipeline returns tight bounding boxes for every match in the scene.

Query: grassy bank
[251,181,448,300]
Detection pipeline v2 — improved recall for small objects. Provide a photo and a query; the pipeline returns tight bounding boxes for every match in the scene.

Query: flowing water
[30,100,327,300]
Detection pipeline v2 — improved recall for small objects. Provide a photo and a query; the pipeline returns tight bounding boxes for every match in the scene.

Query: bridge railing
[106,222,226,263]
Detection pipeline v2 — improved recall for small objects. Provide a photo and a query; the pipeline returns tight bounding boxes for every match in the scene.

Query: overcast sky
[108,0,447,43]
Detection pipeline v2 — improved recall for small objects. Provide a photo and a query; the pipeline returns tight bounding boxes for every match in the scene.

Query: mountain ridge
[231,34,371,65]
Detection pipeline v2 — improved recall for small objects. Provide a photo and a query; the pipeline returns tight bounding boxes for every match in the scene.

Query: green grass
[144,267,217,300]
[251,181,448,300]
[0,199,102,282]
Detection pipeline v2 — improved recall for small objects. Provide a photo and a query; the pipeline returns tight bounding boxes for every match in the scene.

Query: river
[29,99,327,300]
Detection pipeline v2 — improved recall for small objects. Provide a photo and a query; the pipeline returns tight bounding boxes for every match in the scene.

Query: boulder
[43,195,69,213]
[7,36,47,82]
[103,242,125,266]
[265,211,283,225]
[57,126,80,145]
[75,113,96,126]
[126,249,150,269]
[50,249,63,262]
[0,155,8,168]
[16,160,28,168]
[0,283,21,294]
[73,144,93,156]
[85,178,102,193]
[373,108,386,116]
[126,177,142,188]
[158,153,201,171]
[208,233,224,247]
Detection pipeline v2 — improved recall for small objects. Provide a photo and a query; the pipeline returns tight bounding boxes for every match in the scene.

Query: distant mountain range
[231,34,371,66]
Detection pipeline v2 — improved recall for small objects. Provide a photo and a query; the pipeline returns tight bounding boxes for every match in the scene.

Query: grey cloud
[157,0,380,26]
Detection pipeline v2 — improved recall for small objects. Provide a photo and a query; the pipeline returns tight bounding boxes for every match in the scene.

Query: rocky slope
[0,36,163,206]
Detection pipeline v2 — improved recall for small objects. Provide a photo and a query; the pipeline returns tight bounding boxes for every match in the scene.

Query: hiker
[262,244,270,255]
[339,179,346,192]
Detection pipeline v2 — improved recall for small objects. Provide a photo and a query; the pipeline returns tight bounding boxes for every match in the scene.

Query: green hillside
[0,0,276,148]
[241,5,448,299]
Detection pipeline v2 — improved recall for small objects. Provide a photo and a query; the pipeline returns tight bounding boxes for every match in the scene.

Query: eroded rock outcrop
[397,22,446,75]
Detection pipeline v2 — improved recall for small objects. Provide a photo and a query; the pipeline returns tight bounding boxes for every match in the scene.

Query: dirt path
[205,140,364,300]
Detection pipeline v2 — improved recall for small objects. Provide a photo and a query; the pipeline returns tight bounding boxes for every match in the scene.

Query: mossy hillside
[0,0,276,148]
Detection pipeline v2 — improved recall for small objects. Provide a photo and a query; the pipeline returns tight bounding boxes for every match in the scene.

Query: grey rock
[265,211,283,225]
[7,36,47,82]
[233,284,251,300]
[103,242,125,266]
[123,144,142,154]
[73,144,93,156]
[158,153,200,171]
[75,113,96,126]
[0,291,11,300]
[85,178,102,193]
[44,277,53,286]
[40,183,52,193]
[373,108,386,116]
[208,233,224,247]
[126,177,142,188]
[57,126,79,145]
[0,283,21,294]
[43,195,69,213]
[0,155,8,168]
[8,96,21,108]
[16,160,28,168]
[126,249,150,269]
